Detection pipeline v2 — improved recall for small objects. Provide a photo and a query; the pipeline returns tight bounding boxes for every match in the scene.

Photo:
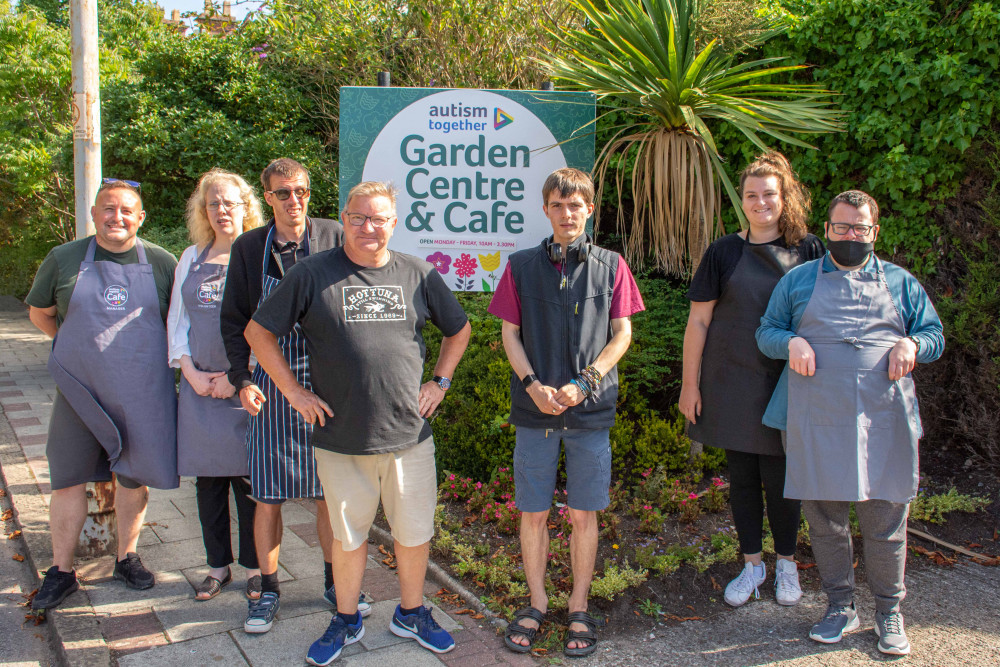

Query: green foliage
[101,28,335,232]
[909,487,990,524]
[637,598,663,617]
[590,561,648,599]
[714,0,1000,273]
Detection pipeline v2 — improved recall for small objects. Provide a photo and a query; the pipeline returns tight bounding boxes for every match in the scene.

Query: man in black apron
[25,181,179,610]
[756,190,945,656]
[220,159,350,634]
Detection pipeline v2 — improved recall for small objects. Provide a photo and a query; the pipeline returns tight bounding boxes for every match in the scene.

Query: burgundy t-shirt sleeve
[487,263,521,325]
[610,256,645,318]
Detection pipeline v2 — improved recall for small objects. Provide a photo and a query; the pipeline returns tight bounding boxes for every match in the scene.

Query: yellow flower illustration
[478,251,501,273]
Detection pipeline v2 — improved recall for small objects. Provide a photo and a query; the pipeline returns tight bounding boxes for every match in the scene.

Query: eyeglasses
[345,213,394,228]
[100,178,141,191]
[207,200,245,212]
[829,222,876,236]
[266,187,310,201]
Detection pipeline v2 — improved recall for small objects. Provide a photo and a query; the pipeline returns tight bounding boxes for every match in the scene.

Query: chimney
[171,9,179,21]
[223,1,231,16]
[204,0,211,13]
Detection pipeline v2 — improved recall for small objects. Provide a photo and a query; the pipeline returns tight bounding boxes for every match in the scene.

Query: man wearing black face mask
[755,190,944,657]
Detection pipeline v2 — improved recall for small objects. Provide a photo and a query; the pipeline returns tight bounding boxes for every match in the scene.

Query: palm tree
[543,0,843,274]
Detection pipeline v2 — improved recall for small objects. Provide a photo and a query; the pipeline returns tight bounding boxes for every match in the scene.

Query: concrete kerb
[0,399,112,667]
[367,523,508,633]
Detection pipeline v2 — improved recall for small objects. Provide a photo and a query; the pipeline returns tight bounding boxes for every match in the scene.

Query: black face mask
[827,239,874,267]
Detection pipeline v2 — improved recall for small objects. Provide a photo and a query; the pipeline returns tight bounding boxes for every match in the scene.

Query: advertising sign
[339,87,595,291]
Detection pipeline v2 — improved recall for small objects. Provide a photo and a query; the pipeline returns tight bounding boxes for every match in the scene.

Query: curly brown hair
[739,151,811,245]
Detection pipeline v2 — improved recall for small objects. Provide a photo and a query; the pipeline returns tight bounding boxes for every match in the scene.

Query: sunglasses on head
[266,187,311,201]
[100,178,141,192]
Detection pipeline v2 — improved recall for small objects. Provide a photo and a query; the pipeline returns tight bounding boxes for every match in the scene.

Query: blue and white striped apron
[246,225,323,501]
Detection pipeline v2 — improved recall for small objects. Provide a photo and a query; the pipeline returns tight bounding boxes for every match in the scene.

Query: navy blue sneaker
[306,614,365,666]
[389,605,455,654]
[323,584,372,618]
[244,592,280,633]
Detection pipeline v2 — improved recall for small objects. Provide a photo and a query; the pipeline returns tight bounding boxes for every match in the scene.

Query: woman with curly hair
[679,152,824,608]
[167,168,265,600]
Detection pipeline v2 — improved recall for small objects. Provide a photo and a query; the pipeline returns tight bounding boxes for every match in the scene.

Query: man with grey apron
[220,159,354,634]
[26,180,179,610]
[756,190,944,656]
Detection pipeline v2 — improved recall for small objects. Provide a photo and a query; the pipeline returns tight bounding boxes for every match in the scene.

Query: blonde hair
[345,181,398,210]
[185,169,265,249]
[739,151,811,246]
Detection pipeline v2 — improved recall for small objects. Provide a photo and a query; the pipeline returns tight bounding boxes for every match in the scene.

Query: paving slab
[116,631,249,666]
[233,610,366,666]
[344,641,450,666]
[85,569,193,615]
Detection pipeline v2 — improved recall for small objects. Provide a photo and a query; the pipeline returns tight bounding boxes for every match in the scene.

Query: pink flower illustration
[425,251,452,275]
[454,253,478,278]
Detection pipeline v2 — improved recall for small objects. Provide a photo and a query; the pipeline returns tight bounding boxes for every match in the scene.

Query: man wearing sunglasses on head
[756,190,944,657]
[220,158,356,634]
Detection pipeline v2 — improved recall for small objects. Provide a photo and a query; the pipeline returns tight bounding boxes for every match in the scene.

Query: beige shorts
[314,438,437,551]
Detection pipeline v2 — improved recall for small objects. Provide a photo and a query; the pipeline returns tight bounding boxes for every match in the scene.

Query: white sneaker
[775,558,802,606]
[725,561,766,607]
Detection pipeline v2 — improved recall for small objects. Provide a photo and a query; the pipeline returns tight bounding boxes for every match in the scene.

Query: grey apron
[785,257,922,503]
[245,225,323,500]
[177,245,249,477]
[689,234,802,455]
[47,238,179,489]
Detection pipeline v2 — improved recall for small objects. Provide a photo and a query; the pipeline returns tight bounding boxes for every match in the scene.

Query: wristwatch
[521,373,539,389]
[908,336,921,354]
[432,375,451,391]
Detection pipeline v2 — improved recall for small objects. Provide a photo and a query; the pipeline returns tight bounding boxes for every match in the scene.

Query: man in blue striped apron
[757,190,945,657]
[221,159,365,634]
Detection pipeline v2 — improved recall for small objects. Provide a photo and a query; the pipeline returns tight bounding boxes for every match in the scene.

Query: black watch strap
[521,373,539,388]
[432,375,451,390]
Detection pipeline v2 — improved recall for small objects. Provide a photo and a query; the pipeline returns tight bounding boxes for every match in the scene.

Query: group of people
[681,153,943,656]
[23,150,941,662]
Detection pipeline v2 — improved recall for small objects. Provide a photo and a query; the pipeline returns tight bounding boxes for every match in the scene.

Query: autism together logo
[426,102,513,133]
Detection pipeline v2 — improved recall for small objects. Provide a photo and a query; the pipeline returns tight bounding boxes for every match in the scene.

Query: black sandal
[564,611,599,658]
[194,569,232,601]
[504,606,546,653]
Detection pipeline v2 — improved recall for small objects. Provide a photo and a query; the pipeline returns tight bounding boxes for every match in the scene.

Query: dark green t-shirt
[26,236,177,324]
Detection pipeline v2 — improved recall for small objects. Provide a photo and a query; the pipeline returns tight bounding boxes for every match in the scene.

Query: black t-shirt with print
[252,247,468,455]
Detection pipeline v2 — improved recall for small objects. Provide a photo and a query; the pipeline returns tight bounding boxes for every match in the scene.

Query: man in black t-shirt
[246,181,470,663]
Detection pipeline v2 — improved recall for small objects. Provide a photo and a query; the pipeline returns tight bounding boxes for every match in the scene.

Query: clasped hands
[528,381,586,415]
[788,336,917,381]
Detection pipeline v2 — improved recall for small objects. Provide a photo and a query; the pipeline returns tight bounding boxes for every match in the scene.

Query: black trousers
[727,450,800,557]
[196,476,258,569]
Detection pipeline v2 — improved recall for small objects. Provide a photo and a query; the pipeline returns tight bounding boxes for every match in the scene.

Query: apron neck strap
[195,243,214,265]
[85,237,98,262]
[262,224,276,276]
[134,238,148,264]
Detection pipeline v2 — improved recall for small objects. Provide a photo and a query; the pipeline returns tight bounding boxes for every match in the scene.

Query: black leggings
[196,476,258,569]
[727,450,800,557]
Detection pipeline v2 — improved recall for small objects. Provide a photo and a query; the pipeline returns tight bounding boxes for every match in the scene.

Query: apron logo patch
[342,285,407,322]
[197,282,221,304]
[104,285,128,307]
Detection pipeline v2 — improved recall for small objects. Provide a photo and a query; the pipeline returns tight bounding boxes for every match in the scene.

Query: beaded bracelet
[570,377,593,398]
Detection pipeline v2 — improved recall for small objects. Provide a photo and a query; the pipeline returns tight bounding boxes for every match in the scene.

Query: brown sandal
[194,569,232,600]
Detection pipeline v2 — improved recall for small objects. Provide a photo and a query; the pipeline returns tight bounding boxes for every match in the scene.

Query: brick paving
[0,301,508,666]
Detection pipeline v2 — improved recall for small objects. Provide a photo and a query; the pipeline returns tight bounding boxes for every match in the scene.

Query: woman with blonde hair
[680,152,824,609]
[167,168,265,600]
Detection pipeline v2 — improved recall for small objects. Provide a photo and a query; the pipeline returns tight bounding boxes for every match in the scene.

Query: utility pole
[70,0,116,558]
[70,0,100,239]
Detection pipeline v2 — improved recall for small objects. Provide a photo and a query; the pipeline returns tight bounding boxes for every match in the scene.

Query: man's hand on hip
[888,337,918,381]
[528,383,567,415]
[418,381,447,418]
[788,337,816,376]
[239,384,267,415]
[286,386,334,426]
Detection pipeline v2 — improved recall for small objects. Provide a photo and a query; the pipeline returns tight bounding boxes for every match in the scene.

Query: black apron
[246,225,323,500]
[47,238,179,489]
[176,244,250,477]
[689,234,802,455]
